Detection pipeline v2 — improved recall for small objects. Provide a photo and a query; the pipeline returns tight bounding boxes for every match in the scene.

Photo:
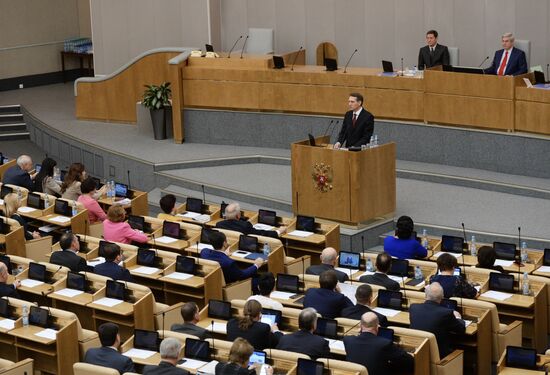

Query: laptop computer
[208,299,232,320]
[184,338,210,362]
[489,272,515,293]
[338,251,361,269]
[106,280,127,301]
[297,358,324,375]
[26,192,44,210]
[114,182,129,198]
[276,273,300,294]
[54,199,72,216]
[324,58,337,71]
[239,235,258,252]
[128,215,146,231]
[0,299,11,319]
[176,256,196,275]
[134,329,160,352]
[137,248,161,268]
[378,327,395,341]
[273,56,285,69]
[186,197,203,214]
[382,60,394,73]
[314,317,339,339]
[0,185,13,199]
[505,346,537,370]
[441,235,465,253]
[260,308,282,326]
[67,271,86,292]
[377,290,404,310]
[440,298,458,311]
[493,242,517,260]
[29,306,49,328]
[163,221,184,239]
[389,259,409,277]
[534,70,546,84]
[296,215,315,232]
[258,209,277,227]
[205,44,214,53]
[543,249,550,266]
[28,262,47,282]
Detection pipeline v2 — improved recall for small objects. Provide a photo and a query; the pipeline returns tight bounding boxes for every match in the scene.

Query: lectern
[291,136,396,225]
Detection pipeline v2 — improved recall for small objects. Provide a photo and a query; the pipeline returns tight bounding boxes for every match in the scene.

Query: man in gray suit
[171,302,211,340]
[84,323,135,374]
[306,247,349,282]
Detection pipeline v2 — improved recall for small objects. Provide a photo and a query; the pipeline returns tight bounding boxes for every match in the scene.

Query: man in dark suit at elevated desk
[341,284,388,326]
[418,29,450,69]
[216,202,286,239]
[359,252,400,291]
[171,302,211,340]
[276,307,330,360]
[50,232,87,273]
[333,93,374,149]
[84,322,135,374]
[484,32,527,76]
[344,312,414,375]
[306,247,348,282]
[303,270,353,318]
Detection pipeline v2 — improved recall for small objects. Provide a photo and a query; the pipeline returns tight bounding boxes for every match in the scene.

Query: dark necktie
[352,113,357,128]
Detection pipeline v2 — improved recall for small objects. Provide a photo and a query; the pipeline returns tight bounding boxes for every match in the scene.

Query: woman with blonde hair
[2,193,40,240]
[102,205,148,244]
[226,300,282,350]
[215,338,273,375]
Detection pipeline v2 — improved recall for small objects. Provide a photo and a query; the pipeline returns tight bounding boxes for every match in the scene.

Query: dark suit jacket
[359,272,400,291]
[215,362,255,375]
[2,166,33,191]
[276,329,330,360]
[409,301,466,358]
[84,346,135,374]
[303,287,353,319]
[418,44,450,69]
[143,361,189,375]
[0,282,20,299]
[10,214,33,240]
[200,248,257,284]
[171,322,211,340]
[306,264,349,282]
[485,48,528,76]
[340,304,388,327]
[226,318,282,350]
[344,332,414,375]
[216,219,279,239]
[336,108,375,148]
[94,261,133,282]
[50,249,87,273]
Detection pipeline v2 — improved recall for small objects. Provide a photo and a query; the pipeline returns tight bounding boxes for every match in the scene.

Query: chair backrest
[448,47,459,66]
[515,39,531,68]
[269,349,310,362]
[318,358,368,375]
[316,42,338,66]
[246,28,274,55]
[392,326,440,363]
[73,362,119,375]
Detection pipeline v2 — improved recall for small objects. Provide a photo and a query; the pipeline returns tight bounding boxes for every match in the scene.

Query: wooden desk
[15,264,68,302]
[97,189,149,216]
[497,352,550,374]
[173,203,221,226]
[120,334,162,366]
[282,220,340,259]
[515,85,550,134]
[0,217,26,257]
[37,208,88,235]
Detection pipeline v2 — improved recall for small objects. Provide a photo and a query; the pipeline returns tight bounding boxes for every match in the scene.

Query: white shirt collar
[429,44,438,51]
[353,107,362,117]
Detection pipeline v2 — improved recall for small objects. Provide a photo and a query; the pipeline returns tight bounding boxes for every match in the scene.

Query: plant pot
[150,108,166,140]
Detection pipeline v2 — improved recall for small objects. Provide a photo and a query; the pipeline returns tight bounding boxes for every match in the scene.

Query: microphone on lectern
[227,35,243,58]
[343,49,358,73]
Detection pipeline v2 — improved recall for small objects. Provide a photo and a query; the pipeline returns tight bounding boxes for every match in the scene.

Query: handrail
[74,47,196,96]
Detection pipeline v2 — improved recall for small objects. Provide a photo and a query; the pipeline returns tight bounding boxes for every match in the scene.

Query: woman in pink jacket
[103,205,148,244]
[77,177,107,224]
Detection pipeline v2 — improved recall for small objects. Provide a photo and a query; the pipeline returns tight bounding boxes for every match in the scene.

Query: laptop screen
[297,359,324,375]
[314,318,338,339]
[377,290,403,310]
[54,199,70,216]
[382,60,394,73]
[176,256,196,275]
[0,255,12,275]
[505,346,537,370]
[106,280,126,300]
[67,271,86,291]
[114,183,129,198]
[29,306,49,327]
[185,338,210,361]
[186,197,203,213]
[260,308,282,325]
[296,215,315,232]
[137,248,157,267]
[248,351,266,367]
[98,240,114,257]
[338,251,360,269]
[389,259,409,277]
[239,235,258,252]
[276,273,299,294]
[378,327,395,341]
[162,221,181,239]
[27,193,44,209]
[200,228,217,245]
[128,215,145,231]
[0,299,9,318]
[29,262,46,282]
[134,329,159,352]
[258,209,277,226]
[489,272,515,293]
[441,235,464,253]
[493,242,517,260]
[208,299,232,320]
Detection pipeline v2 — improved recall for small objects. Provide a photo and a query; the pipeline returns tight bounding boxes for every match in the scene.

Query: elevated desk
[97,189,149,216]
[515,85,550,134]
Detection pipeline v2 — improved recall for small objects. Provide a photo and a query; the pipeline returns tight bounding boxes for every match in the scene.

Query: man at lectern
[333,93,374,149]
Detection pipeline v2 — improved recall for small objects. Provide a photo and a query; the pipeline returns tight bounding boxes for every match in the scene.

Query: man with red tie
[484,32,527,76]
[334,93,374,149]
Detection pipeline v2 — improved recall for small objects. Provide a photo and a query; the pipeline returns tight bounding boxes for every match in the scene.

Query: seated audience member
[344,312,414,375]
[476,246,506,273]
[103,205,148,244]
[303,270,353,319]
[157,194,183,221]
[409,282,466,357]
[226,300,282,350]
[359,252,400,291]
[246,272,283,311]
[0,262,20,298]
[94,242,133,282]
[216,203,286,239]
[143,338,189,375]
[384,215,427,259]
[430,253,477,299]
[33,157,61,195]
[50,232,87,272]
[2,193,41,240]
[341,284,388,326]
[306,247,349,282]
[276,307,330,360]
[84,322,135,374]
[60,162,86,201]
[78,177,106,223]
[216,338,273,375]
[200,231,264,284]
[2,155,35,191]
[171,302,211,340]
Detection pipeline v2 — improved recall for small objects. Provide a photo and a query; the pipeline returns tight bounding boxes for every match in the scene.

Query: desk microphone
[290,47,303,71]
[400,57,404,76]
[478,56,490,68]
[301,257,306,293]
[211,320,215,349]
[227,35,243,58]
[361,235,366,270]
[49,266,63,285]
[342,318,361,337]
[461,223,467,246]
[127,170,132,191]
[328,120,340,144]
[343,49,358,73]
[240,35,249,59]
[515,227,523,271]
[41,291,53,321]
[161,311,166,338]
[322,120,334,138]
[546,64,549,83]
[201,185,207,208]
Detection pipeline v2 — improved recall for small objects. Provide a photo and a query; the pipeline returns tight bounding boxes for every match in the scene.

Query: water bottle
[262,243,271,256]
[522,272,530,295]
[108,181,114,198]
[44,193,49,208]
[366,258,374,272]
[520,241,528,263]
[414,265,423,280]
[54,167,61,182]
[368,135,374,148]
[361,144,367,151]
[469,235,477,257]
[72,201,78,216]
[16,187,22,200]
[373,135,379,147]
[22,305,29,327]
[421,229,429,249]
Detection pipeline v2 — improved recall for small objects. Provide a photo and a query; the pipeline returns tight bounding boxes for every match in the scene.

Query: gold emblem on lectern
[312,163,333,192]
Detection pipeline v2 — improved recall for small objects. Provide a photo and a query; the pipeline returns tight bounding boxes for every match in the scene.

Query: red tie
[497,51,509,76]
[352,113,357,127]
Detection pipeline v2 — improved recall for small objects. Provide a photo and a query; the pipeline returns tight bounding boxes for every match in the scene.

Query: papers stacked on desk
[373,307,402,317]
[193,214,211,223]
[253,223,275,231]
[20,279,44,288]
[156,236,178,244]
[123,348,156,359]
[0,319,15,330]
[35,328,57,340]
[180,358,209,370]
[481,290,513,301]
[211,321,227,334]
[197,360,219,375]
[94,297,124,307]
[49,216,71,224]
[133,266,160,275]
[87,257,105,267]
[196,243,213,250]
[18,206,36,213]
[338,282,358,304]
[494,259,514,267]
[287,230,314,238]
[270,291,296,300]
[179,212,202,219]
[113,198,131,206]
[536,266,550,273]
[327,339,345,351]
[53,288,84,297]
[38,225,57,233]
[164,272,194,281]
[464,320,473,328]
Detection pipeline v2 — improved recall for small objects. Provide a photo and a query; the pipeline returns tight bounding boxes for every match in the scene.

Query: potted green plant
[142,82,171,140]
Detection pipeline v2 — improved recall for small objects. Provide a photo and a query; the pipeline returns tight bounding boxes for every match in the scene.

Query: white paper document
[113,198,131,206]
[270,291,296,300]
[94,297,124,307]
[20,279,44,288]
[18,206,36,213]
[197,360,219,375]
[179,212,202,219]
[334,267,358,276]
[373,307,402,317]
[253,224,275,231]
[133,266,160,275]
[536,266,550,273]
[287,230,314,238]
[232,251,251,258]
[49,215,71,224]
[494,259,514,267]
[337,282,358,304]
[193,214,211,223]
[35,328,57,340]
[433,252,462,259]
[87,257,106,267]
[123,348,157,359]
[0,199,3,205]
[464,320,473,328]
[388,275,405,283]
[53,288,84,297]
[481,291,513,301]
[180,358,208,370]
[211,321,227,334]
[155,236,178,244]
[358,271,375,278]
[327,339,345,351]
[0,319,15,330]
[196,243,214,250]
[38,225,57,233]
[164,272,194,281]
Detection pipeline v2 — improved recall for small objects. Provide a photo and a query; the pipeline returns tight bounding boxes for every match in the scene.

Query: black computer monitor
[451,66,484,74]
[67,271,86,291]
[440,298,458,311]
[0,299,10,318]
[205,44,214,53]
[239,235,258,252]
[0,185,13,199]
[382,60,394,73]
[106,280,126,300]
[134,329,159,352]
[534,70,546,85]
[489,272,515,293]
[28,262,46,282]
[493,242,517,260]
[276,273,299,294]
[0,218,6,235]
[114,182,129,198]
[272,56,285,69]
[186,197,203,213]
[200,228,218,244]
[296,215,315,232]
[377,290,403,310]
[185,338,210,361]
[338,251,361,269]
[128,215,145,231]
[0,255,12,275]
[54,199,71,216]
[505,346,537,370]
[137,248,159,268]
[26,193,44,210]
[297,359,324,375]
[208,299,232,320]
[29,306,49,328]
[378,327,395,341]
[163,221,182,239]
[176,256,196,275]
[98,240,114,257]
[258,209,277,226]
[314,317,338,339]
[389,259,409,277]
[441,235,465,253]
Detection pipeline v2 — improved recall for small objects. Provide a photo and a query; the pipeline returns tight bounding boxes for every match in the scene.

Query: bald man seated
[216,203,286,239]
[306,247,349,282]
[0,263,20,298]
[2,155,35,191]
[344,312,414,375]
